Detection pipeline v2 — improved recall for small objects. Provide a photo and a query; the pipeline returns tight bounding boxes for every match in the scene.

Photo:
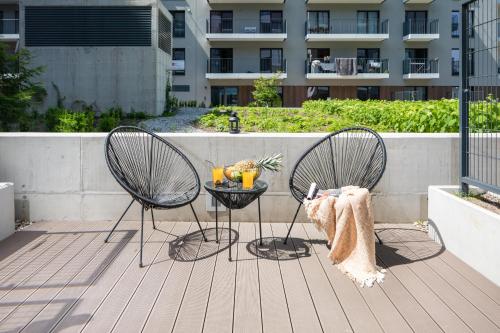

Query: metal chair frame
[104,126,207,267]
[283,127,387,244]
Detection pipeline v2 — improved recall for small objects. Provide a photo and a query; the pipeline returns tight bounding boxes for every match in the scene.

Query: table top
[204,180,268,194]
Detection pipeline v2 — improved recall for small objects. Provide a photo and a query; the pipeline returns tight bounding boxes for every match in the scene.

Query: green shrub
[198,99,462,133]
[97,107,123,132]
[51,109,94,132]
[45,107,66,131]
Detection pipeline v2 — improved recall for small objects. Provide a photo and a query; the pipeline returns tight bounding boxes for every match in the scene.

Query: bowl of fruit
[224,153,283,183]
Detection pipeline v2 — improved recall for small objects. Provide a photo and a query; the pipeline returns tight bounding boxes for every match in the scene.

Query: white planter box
[428,185,500,286]
[0,182,15,241]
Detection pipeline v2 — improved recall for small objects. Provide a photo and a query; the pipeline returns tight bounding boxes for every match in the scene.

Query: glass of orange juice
[242,168,257,190]
[212,166,224,186]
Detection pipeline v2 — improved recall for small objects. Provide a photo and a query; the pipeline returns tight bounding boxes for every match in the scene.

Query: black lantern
[228,111,240,134]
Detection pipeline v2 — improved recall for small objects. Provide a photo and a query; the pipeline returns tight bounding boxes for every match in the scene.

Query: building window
[209,48,233,73]
[260,48,284,73]
[395,87,427,101]
[357,11,379,33]
[405,11,428,34]
[211,86,238,106]
[173,48,185,75]
[260,11,284,33]
[357,86,379,101]
[451,48,459,76]
[451,10,459,38]
[172,85,190,92]
[210,11,233,33]
[307,87,329,100]
[307,11,329,34]
[171,11,185,38]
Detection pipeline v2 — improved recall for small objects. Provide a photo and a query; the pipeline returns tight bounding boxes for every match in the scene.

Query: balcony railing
[207,58,287,73]
[207,19,287,34]
[260,58,287,73]
[403,19,439,36]
[305,19,388,35]
[0,18,19,35]
[306,58,388,74]
[403,58,439,74]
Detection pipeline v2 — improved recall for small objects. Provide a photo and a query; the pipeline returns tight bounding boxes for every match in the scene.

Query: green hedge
[197,99,461,133]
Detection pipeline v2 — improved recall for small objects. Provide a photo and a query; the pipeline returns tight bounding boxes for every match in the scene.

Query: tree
[251,74,281,107]
[0,42,46,129]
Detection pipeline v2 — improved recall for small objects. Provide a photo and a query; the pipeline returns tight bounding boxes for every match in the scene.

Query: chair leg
[151,209,157,230]
[105,198,134,243]
[140,204,145,267]
[284,202,302,244]
[375,230,383,245]
[190,203,207,242]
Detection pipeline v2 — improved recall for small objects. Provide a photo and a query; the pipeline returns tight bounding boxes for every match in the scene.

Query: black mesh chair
[284,127,387,244]
[104,126,207,267]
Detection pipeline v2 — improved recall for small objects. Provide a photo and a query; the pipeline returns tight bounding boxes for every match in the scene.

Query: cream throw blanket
[304,186,385,287]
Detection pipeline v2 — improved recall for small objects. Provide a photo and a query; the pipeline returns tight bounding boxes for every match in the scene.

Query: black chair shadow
[246,237,311,261]
[169,227,238,262]
[374,227,445,268]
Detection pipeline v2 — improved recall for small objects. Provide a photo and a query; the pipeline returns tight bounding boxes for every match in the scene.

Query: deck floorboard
[0,221,494,333]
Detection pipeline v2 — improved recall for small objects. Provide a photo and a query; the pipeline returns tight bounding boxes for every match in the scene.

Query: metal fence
[460,0,500,194]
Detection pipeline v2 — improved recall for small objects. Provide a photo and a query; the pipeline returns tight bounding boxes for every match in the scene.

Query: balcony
[305,19,389,42]
[403,58,439,79]
[206,19,287,42]
[403,0,434,3]
[208,0,284,3]
[1,132,500,333]
[307,0,384,3]
[205,58,287,80]
[403,19,439,42]
[0,18,19,41]
[306,58,389,80]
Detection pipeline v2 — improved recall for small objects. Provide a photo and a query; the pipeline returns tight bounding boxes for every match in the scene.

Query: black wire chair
[104,126,207,267]
[284,127,387,244]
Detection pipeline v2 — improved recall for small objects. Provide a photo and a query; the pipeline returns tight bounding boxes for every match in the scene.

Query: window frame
[451,48,459,76]
[171,10,185,38]
[357,86,380,101]
[451,10,459,38]
[172,48,185,76]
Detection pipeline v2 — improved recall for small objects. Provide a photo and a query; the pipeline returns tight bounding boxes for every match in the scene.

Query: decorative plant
[251,74,282,107]
[0,42,46,130]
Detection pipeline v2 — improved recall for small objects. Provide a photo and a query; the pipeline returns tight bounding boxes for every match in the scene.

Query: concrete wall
[428,186,500,286]
[166,0,461,105]
[0,183,15,241]
[0,133,465,224]
[19,0,172,115]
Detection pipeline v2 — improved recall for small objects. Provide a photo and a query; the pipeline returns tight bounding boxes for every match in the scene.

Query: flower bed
[197,99,462,133]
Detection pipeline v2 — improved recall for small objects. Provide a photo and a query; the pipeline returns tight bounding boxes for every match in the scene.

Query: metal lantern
[228,111,240,134]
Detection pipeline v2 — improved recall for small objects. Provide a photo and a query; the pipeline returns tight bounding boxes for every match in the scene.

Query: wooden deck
[0,220,499,333]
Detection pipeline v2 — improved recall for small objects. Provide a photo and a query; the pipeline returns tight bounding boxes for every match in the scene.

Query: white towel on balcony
[304,186,385,287]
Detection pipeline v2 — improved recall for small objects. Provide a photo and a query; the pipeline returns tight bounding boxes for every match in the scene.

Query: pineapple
[255,153,283,172]
[233,153,283,173]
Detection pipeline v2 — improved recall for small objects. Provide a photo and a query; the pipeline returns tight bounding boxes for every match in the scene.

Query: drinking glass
[242,169,256,190]
[212,166,224,186]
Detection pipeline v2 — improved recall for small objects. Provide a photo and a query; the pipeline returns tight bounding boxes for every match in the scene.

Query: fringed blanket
[304,186,385,287]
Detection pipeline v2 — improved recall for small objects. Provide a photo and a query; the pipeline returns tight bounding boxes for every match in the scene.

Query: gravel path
[139,107,210,133]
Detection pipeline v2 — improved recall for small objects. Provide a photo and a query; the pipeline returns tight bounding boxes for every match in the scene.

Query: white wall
[0,132,463,223]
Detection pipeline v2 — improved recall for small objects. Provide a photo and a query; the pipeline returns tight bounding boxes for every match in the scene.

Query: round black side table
[204,180,268,261]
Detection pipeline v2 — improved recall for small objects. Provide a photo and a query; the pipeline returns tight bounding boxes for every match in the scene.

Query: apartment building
[166,0,462,106]
[16,0,173,115]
